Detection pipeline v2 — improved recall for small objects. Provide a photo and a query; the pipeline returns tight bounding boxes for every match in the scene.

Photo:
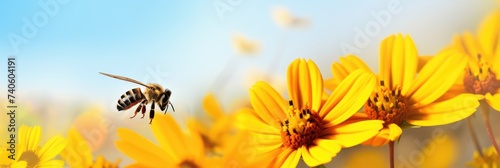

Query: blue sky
[0,0,496,111]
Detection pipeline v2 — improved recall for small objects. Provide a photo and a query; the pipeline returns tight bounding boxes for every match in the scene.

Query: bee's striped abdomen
[117,88,144,111]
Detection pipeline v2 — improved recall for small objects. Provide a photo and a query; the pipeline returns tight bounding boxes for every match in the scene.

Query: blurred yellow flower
[233,33,260,55]
[419,134,457,168]
[8,125,68,168]
[468,146,500,167]
[239,58,383,167]
[61,128,120,168]
[188,93,238,156]
[272,7,309,28]
[450,10,500,111]
[116,114,212,167]
[343,149,387,168]
[71,106,109,152]
[326,34,479,147]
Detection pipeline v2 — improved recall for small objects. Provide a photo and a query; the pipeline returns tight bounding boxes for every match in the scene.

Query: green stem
[389,141,395,168]
[467,116,484,157]
[480,100,500,156]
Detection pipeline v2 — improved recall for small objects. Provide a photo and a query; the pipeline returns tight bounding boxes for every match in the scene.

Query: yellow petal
[417,56,432,72]
[37,159,65,167]
[458,32,485,61]
[297,59,312,109]
[300,146,330,167]
[307,145,335,165]
[314,139,342,156]
[436,80,466,103]
[362,124,402,147]
[494,63,500,81]
[187,126,205,162]
[61,128,93,167]
[281,149,301,168]
[236,108,281,135]
[401,34,418,95]
[322,120,383,148]
[485,93,500,112]
[115,128,170,166]
[407,49,467,108]
[11,161,27,168]
[203,93,224,119]
[331,62,348,87]
[307,60,325,111]
[387,124,403,141]
[245,133,282,155]
[270,147,294,167]
[287,59,301,108]
[327,55,371,91]
[38,136,67,163]
[324,78,337,91]
[250,82,285,127]
[390,34,405,89]
[151,114,186,162]
[322,70,375,125]
[252,147,284,167]
[17,125,28,154]
[478,10,500,62]
[254,81,287,119]
[406,94,479,126]
[27,126,41,152]
[186,119,208,140]
[380,34,395,87]
[340,55,371,72]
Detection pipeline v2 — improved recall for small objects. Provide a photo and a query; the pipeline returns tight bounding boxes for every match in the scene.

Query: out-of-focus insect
[99,72,174,124]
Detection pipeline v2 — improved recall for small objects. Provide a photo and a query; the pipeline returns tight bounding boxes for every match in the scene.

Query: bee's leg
[169,102,175,112]
[140,99,147,119]
[164,101,175,114]
[149,102,156,124]
[130,104,142,119]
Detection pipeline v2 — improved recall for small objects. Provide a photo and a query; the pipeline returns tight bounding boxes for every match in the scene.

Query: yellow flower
[239,58,384,167]
[187,93,240,156]
[325,34,480,146]
[181,93,256,167]
[115,114,209,167]
[418,134,457,168]
[342,148,388,168]
[9,125,68,168]
[233,33,260,55]
[61,128,120,168]
[272,7,309,28]
[71,106,109,152]
[450,10,500,111]
[468,146,500,167]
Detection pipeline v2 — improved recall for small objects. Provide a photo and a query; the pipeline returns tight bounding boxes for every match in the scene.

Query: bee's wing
[99,72,150,88]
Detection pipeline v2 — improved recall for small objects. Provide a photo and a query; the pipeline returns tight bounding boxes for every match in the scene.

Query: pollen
[463,54,500,95]
[364,80,408,125]
[280,100,323,149]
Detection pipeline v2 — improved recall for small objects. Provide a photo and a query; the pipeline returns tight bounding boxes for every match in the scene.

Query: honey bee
[99,72,174,124]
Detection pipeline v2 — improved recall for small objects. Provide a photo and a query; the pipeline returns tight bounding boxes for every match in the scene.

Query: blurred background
[1,0,499,167]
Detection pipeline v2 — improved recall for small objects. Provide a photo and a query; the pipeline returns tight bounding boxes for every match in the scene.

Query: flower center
[464,54,500,95]
[364,81,408,125]
[280,100,323,150]
[179,160,199,168]
[18,151,39,168]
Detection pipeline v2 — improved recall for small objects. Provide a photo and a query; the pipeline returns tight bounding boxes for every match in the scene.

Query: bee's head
[158,89,173,112]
